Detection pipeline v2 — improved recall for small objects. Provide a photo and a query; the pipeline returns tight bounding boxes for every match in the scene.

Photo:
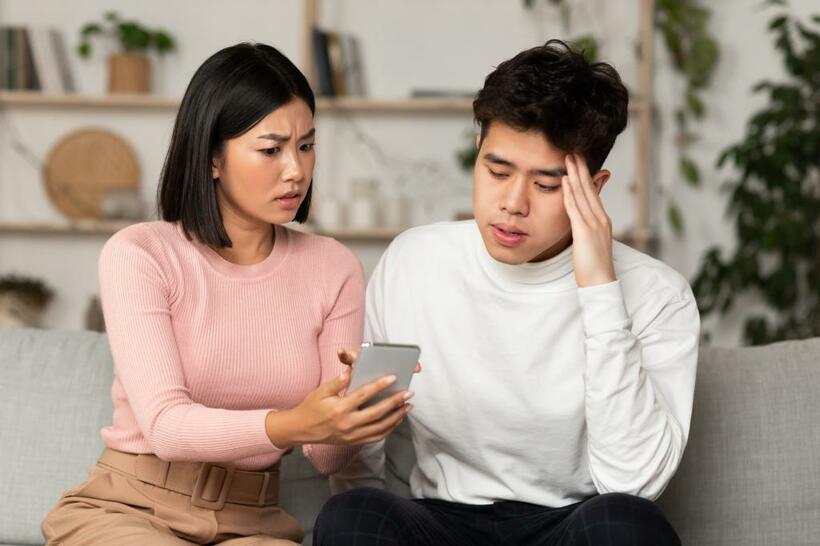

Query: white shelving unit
[0,219,403,241]
[0,0,655,249]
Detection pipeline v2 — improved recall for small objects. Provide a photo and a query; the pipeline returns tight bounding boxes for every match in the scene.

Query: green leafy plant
[692,2,820,345]
[518,0,720,237]
[77,12,175,58]
[655,0,720,236]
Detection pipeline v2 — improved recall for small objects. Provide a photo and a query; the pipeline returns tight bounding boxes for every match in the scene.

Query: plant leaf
[686,92,705,118]
[680,156,701,186]
[668,202,685,236]
[80,23,102,36]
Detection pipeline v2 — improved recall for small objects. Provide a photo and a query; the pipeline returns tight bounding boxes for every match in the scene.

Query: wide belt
[98,448,280,510]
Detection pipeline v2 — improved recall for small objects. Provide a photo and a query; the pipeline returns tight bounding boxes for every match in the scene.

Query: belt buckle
[191,463,235,510]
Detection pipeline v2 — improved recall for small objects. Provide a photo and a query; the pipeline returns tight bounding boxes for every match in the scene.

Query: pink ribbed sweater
[97,221,364,473]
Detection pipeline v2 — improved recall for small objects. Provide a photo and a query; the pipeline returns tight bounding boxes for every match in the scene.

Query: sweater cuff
[248,408,288,453]
[576,280,631,336]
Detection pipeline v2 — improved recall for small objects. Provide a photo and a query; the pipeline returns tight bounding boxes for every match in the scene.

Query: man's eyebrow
[530,166,567,178]
[484,152,515,168]
[483,152,567,178]
[257,128,316,142]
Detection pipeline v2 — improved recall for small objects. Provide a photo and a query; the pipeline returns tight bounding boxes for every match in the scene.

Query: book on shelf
[0,26,74,93]
[311,26,365,97]
[340,34,365,97]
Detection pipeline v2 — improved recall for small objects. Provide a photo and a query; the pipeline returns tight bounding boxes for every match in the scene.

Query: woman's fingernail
[403,391,415,401]
[384,374,397,385]
[405,404,414,412]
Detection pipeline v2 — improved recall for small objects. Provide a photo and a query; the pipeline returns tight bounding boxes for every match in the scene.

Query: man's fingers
[565,155,596,225]
[562,175,583,229]
[573,154,610,225]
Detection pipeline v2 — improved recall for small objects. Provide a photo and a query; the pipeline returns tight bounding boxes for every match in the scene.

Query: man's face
[472,122,608,265]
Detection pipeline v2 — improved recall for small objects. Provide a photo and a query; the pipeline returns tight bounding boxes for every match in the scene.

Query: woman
[41,43,412,545]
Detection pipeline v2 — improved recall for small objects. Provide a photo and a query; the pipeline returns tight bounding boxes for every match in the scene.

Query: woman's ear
[211,156,221,181]
[592,170,611,194]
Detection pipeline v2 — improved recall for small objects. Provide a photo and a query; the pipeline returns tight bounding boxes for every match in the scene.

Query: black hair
[473,39,629,174]
[158,42,315,247]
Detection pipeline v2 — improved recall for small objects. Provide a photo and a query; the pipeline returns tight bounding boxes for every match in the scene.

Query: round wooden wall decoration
[43,128,140,220]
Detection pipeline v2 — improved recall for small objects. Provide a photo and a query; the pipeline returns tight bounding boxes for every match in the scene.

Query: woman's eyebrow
[257,128,316,142]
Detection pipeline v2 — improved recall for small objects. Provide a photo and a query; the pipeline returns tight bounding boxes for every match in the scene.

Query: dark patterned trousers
[313,487,680,546]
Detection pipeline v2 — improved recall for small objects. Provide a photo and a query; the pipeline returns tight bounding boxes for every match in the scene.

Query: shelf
[0,91,649,115]
[295,225,404,240]
[0,220,135,235]
[316,96,473,113]
[0,220,654,251]
[0,91,180,109]
[0,91,473,114]
[0,220,402,241]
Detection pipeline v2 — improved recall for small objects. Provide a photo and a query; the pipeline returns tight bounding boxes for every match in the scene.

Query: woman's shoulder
[285,226,359,264]
[100,221,182,270]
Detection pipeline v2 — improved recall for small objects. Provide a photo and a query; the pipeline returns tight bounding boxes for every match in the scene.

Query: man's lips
[490,224,528,246]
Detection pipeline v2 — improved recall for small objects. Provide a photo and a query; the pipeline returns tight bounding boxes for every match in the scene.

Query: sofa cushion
[0,328,114,545]
[658,338,820,545]
[0,328,330,546]
[383,338,820,546]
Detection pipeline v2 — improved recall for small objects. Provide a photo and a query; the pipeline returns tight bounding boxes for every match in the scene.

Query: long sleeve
[99,230,279,462]
[328,246,393,491]
[302,239,366,475]
[578,279,699,500]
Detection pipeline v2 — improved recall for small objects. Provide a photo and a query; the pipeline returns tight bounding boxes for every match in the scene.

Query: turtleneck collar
[471,221,576,292]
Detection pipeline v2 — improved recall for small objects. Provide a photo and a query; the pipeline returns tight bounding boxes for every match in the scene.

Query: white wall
[0,0,814,343]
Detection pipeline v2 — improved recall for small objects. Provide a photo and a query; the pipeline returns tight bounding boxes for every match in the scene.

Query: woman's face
[211,98,315,227]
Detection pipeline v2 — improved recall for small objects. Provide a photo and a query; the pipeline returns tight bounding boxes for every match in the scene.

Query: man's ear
[592,170,611,194]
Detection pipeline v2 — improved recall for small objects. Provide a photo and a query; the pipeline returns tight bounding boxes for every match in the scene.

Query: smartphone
[347,342,420,408]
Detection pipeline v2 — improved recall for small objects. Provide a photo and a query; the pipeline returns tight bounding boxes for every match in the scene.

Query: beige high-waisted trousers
[41,448,303,545]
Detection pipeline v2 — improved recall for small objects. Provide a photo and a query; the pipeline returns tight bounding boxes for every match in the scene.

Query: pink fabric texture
[97,221,364,473]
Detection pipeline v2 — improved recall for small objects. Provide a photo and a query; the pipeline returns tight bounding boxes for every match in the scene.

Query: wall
[0,0,814,343]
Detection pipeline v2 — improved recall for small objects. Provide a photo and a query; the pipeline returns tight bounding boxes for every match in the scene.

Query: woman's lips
[275,193,302,210]
[491,225,527,246]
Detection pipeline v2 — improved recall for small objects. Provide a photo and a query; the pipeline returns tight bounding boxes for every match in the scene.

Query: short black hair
[474,39,629,174]
[158,42,315,247]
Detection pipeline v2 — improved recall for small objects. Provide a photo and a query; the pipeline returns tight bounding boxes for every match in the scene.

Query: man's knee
[314,487,402,545]
[570,493,680,546]
[317,487,392,520]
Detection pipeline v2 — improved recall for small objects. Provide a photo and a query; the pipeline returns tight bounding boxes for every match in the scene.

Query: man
[315,40,698,546]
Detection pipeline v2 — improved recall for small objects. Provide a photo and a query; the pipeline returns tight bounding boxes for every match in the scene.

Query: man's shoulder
[612,241,693,302]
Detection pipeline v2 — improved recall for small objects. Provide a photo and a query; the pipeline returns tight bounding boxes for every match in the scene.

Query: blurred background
[0,0,817,346]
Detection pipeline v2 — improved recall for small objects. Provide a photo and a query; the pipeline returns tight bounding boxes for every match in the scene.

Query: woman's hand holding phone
[265,353,414,448]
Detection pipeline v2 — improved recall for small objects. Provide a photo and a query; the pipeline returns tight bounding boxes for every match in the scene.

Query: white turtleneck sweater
[338,220,699,507]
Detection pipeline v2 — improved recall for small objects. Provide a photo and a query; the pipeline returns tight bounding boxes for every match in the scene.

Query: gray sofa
[1,327,819,545]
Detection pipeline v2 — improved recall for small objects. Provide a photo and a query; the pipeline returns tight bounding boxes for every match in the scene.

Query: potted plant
[77,12,175,94]
[692,2,820,345]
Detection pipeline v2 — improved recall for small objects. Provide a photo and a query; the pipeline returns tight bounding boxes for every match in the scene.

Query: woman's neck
[214,215,276,266]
